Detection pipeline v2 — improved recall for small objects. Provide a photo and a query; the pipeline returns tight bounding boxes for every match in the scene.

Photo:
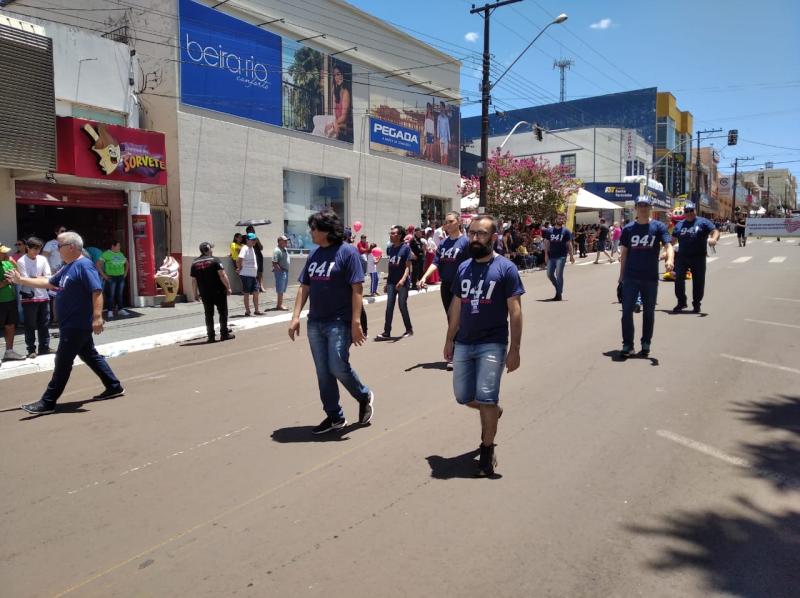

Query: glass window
[560,154,576,178]
[666,117,676,151]
[626,160,633,176]
[420,196,448,228]
[283,170,346,253]
[656,117,667,149]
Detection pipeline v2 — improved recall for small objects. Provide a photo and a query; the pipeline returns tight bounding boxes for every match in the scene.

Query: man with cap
[272,235,291,311]
[671,202,719,314]
[0,242,25,362]
[190,241,234,343]
[617,197,674,358]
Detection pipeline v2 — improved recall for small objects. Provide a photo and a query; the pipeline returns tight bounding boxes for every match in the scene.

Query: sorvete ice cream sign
[179,0,282,126]
[369,117,420,153]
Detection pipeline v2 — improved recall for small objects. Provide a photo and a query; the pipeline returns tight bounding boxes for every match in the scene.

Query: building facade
[7,0,462,297]
[739,167,798,214]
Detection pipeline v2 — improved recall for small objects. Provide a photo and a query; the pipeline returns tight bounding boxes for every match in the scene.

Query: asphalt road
[2,236,799,597]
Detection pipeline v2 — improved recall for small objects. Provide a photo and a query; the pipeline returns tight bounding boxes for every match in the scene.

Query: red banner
[132,214,156,296]
[56,117,167,185]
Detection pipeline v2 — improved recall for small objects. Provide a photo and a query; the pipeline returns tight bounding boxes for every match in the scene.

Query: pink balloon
[353,221,362,233]
[371,247,383,259]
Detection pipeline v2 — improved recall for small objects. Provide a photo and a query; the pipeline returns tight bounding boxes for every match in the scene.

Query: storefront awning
[574,188,623,211]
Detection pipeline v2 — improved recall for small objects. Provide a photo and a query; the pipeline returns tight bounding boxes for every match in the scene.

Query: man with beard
[444,215,525,477]
[543,213,575,301]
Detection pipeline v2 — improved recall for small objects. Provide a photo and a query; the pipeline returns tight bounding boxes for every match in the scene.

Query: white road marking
[577,261,596,266]
[657,429,800,489]
[744,318,800,330]
[721,241,734,246]
[764,239,774,244]
[720,353,800,375]
[65,426,250,496]
[706,257,719,263]
[769,256,787,263]
[732,256,752,263]
[769,297,800,303]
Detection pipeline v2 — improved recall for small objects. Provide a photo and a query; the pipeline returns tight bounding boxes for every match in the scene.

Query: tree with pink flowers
[461,149,579,223]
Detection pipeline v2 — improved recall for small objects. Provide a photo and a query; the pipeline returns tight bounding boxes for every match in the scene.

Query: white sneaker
[106,311,113,320]
[3,349,25,361]
[118,309,131,316]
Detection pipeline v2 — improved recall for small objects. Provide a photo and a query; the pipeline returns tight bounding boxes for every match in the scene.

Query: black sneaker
[634,303,641,313]
[672,304,687,313]
[221,333,236,341]
[446,361,453,371]
[206,337,217,344]
[553,294,562,301]
[312,416,347,435]
[620,344,634,359]
[638,342,651,358]
[21,400,55,415]
[692,304,701,314]
[358,391,374,425]
[401,330,414,338]
[92,386,125,400]
[476,444,497,477]
[38,348,51,356]
[375,332,391,341]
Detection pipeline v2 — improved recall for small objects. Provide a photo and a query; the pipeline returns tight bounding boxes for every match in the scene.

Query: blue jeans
[41,327,121,405]
[453,342,507,405]
[22,301,50,354]
[307,319,370,420]
[274,269,288,294]
[104,275,125,311]
[383,284,412,335]
[369,272,379,295]
[621,278,659,346]
[546,256,567,295]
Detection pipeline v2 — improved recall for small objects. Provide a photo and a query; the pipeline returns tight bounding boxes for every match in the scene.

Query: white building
[6,0,462,298]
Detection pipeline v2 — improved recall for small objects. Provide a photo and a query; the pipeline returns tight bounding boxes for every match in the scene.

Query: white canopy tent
[573,187,623,211]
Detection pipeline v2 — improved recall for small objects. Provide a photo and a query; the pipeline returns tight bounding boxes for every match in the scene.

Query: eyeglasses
[467,230,491,238]
[57,242,73,249]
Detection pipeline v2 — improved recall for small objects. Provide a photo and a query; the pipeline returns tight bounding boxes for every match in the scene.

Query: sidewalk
[0,265,558,381]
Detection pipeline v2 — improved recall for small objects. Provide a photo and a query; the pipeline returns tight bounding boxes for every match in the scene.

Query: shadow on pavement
[602,350,659,366]
[271,424,362,443]
[405,361,448,372]
[625,496,800,597]
[657,309,709,318]
[732,395,800,492]
[426,448,502,480]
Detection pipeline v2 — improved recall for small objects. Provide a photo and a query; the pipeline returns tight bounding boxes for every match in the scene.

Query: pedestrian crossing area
[568,254,795,269]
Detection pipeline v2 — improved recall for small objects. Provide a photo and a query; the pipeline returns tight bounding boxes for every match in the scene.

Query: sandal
[244,311,252,317]
[254,311,264,315]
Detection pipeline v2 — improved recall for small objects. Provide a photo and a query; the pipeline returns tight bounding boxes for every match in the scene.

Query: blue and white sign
[369,117,420,153]
[179,0,282,126]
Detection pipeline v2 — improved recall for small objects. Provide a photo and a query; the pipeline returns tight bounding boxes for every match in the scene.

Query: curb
[0,284,444,381]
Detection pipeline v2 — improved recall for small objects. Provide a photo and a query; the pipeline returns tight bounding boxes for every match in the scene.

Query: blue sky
[349,0,800,195]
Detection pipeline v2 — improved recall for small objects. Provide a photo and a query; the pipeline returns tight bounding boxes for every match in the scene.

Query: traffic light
[727,129,738,145]
[534,124,543,142]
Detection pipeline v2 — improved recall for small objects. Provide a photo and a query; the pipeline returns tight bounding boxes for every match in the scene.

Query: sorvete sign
[179,0,282,126]
[369,117,420,153]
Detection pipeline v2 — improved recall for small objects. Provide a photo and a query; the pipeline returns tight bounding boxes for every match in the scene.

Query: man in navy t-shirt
[618,197,674,358]
[671,202,719,313]
[543,213,575,300]
[7,231,123,415]
[289,210,374,434]
[420,211,469,369]
[376,225,413,340]
[444,215,525,477]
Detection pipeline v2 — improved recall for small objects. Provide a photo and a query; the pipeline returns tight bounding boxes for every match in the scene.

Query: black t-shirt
[409,237,425,258]
[190,256,225,296]
[598,225,610,242]
[735,218,746,230]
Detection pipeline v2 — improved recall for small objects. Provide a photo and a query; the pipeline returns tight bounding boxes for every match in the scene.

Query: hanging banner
[745,217,800,237]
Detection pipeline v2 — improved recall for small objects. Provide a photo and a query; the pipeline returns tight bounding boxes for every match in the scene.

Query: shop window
[283,170,345,253]
[560,154,576,178]
[420,196,449,228]
[72,105,126,126]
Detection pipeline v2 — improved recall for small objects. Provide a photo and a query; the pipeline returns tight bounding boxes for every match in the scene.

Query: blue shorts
[240,275,258,293]
[274,269,288,294]
[452,342,507,405]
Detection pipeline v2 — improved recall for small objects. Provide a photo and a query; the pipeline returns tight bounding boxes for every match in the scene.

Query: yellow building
[654,92,693,200]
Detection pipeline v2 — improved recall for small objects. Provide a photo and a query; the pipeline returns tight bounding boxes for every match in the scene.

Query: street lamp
[472,3,568,210]
[497,120,540,150]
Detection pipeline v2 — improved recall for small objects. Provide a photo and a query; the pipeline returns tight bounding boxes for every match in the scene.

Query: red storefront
[15,117,167,303]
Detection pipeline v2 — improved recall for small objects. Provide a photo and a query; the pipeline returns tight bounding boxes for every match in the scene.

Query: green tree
[287,47,324,132]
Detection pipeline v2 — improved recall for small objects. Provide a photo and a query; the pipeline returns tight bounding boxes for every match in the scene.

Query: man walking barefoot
[289,210,374,434]
[444,215,524,477]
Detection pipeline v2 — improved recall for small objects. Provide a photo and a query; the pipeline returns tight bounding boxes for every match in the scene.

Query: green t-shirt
[100,250,127,277]
[0,260,16,302]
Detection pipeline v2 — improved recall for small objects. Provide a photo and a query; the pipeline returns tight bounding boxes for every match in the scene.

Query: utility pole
[693,128,722,209]
[730,156,753,220]
[471,0,524,211]
[553,58,573,102]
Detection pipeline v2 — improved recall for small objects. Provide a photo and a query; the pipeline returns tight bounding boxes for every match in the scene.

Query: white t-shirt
[42,239,63,272]
[367,254,377,274]
[433,227,445,247]
[18,254,51,301]
[237,245,258,277]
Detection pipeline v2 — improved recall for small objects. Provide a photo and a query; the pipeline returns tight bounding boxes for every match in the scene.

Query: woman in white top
[17,237,51,358]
